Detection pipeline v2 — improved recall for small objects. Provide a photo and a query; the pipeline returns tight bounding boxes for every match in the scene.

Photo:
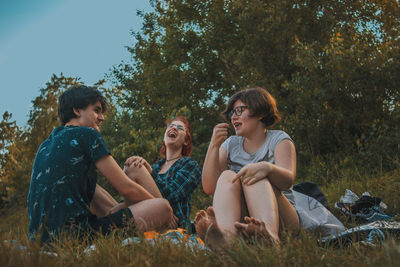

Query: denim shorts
[283,189,296,207]
[283,189,302,229]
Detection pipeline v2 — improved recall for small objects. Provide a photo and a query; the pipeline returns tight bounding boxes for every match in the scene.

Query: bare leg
[90,184,118,217]
[235,217,278,249]
[212,170,244,242]
[273,187,300,234]
[194,207,228,250]
[241,179,300,243]
[124,163,179,229]
[128,198,173,232]
[194,170,244,248]
[240,179,280,242]
[234,216,271,239]
[124,164,162,198]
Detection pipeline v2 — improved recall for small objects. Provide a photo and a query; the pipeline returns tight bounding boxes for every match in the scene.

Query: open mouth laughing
[233,122,242,129]
[167,130,178,138]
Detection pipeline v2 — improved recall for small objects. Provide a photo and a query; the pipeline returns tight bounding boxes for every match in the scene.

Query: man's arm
[90,184,118,217]
[95,155,154,206]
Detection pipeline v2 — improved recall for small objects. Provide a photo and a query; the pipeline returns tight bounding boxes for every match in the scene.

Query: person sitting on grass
[195,87,300,250]
[28,85,176,244]
[123,116,202,230]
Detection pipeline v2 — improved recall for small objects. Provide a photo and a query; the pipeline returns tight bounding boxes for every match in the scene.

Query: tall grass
[2,226,400,266]
[1,154,400,266]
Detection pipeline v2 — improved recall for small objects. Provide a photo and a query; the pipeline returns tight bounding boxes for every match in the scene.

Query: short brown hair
[222,87,281,127]
[160,116,193,157]
[58,85,108,125]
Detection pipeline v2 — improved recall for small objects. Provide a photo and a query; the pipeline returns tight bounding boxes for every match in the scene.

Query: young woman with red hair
[123,116,202,229]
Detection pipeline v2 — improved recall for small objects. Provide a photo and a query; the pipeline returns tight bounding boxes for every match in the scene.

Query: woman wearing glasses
[123,116,201,229]
[195,87,299,249]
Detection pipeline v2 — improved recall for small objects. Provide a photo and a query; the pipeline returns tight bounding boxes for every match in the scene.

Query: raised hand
[210,123,230,148]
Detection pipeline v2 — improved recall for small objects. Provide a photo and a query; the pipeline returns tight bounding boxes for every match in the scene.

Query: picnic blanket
[321,220,400,247]
[83,228,206,255]
[124,228,205,249]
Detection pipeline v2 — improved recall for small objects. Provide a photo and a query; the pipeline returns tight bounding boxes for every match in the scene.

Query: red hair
[160,116,193,157]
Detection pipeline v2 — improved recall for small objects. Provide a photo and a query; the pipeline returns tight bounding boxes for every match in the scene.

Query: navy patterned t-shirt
[27,125,110,242]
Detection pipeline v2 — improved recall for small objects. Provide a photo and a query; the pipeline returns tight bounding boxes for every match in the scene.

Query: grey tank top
[221,130,296,205]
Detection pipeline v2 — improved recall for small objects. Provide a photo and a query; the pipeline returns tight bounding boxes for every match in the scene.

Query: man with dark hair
[57,85,109,126]
[28,85,176,244]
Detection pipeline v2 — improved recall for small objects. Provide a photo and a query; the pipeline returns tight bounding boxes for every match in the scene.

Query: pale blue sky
[0,0,151,127]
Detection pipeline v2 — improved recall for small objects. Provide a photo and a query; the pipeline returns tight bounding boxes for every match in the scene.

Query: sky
[0,0,152,127]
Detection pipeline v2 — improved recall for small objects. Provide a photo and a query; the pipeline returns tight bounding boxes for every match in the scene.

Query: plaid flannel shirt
[151,157,201,228]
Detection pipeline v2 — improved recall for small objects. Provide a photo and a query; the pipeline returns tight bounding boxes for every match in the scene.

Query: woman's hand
[210,123,230,148]
[124,156,152,174]
[232,162,273,185]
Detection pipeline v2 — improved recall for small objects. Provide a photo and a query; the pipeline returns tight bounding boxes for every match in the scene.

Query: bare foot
[234,216,280,246]
[194,207,227,250]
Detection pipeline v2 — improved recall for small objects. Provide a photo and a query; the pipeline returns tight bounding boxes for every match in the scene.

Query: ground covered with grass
[1,162,399,266]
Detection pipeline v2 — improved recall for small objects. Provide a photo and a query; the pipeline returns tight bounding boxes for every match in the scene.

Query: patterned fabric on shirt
[151,157,201,228]
[27,126,110,243]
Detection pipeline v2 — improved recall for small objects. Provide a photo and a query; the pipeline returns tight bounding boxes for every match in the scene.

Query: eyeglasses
[167,123,186,131]
[228,105,248,118]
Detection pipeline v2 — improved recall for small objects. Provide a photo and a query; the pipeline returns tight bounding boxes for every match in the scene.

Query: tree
[111,0,399,172]
[0,74,81,207]
[0,112,20,209]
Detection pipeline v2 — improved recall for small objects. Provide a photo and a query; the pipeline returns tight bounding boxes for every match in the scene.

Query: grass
[2,227,400,266]
[1,158,400,266]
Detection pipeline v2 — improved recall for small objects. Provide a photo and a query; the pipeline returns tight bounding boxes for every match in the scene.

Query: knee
[217,170,240,188]
[203,170,238,195]
[219,170,236,182]
[129,198,173,232]
[153,198,173,216]
[160,198,173,213]
[219,170,238,184]
[124,164,146,179]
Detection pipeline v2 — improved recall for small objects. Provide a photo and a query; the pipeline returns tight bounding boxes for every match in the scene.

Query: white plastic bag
[293,190,346,237]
